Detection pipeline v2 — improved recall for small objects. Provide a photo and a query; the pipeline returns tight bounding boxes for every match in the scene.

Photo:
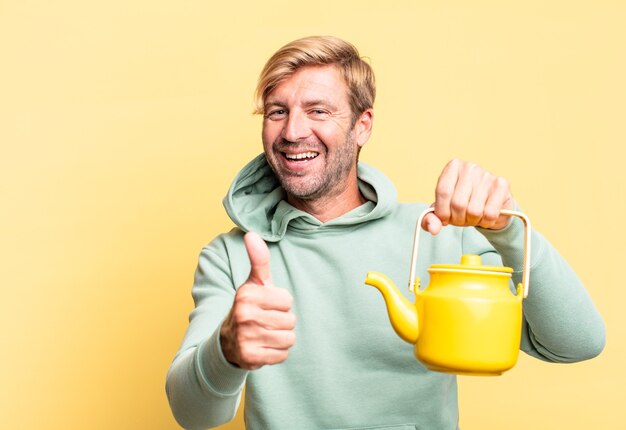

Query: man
[166,36,605,430]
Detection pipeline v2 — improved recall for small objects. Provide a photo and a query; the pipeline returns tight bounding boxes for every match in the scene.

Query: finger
[465,170,493,226]
[258,288,293,312]
[237,342,292,369]
[482,177,514,229]
[421,212,443,235]
[258,309,297,330]
[244,231,272,285]
[237,285,293,312]
[434,159,463,226]
[257,346,292,366]
[259,329,297,350]
[448,163,479,225]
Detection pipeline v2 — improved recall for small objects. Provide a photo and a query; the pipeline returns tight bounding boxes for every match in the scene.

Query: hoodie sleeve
[166,236,249,429]
[463,218,605,363]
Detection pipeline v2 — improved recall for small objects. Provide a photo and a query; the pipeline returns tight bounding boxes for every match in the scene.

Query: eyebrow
[264,100,287,110]
[302,99,338,111]
[264,99,338,111]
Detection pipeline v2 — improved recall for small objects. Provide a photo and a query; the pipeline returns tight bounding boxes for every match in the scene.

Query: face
[262,65,372,204]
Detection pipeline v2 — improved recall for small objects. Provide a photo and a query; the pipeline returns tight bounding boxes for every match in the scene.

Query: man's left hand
[422,159,515,235]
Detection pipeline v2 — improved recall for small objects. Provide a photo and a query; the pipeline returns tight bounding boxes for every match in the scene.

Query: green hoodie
[166,154,605,430]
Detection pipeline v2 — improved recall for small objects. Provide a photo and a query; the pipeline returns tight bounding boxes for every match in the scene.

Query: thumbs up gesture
[219,232,296,370]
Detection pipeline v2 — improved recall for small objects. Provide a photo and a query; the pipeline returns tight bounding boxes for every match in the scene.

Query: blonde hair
[254,36,376,123]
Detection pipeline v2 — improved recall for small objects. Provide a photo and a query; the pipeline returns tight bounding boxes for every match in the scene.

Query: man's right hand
[219,232,296,370]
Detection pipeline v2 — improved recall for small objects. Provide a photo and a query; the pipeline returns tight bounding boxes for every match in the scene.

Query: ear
[354,108,374,148]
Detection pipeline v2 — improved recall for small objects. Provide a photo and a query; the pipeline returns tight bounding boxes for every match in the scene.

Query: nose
[281,110,311,143]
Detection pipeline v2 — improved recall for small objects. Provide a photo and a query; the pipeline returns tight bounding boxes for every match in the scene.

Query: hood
[223,154,398,242]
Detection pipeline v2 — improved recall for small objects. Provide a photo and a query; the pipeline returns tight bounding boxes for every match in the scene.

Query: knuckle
[287,312,297,329]
[284,330,296,347]
[483,208,500,222]
[481,170,493,183]
[448,158,462,168]
[450,198,465,212]
[284,292,294,309]
[232,306,256,325]
[238,344,255,361]
[495,176,509,190]
[236,285,255,303]
[436,186,452,200]
[235,326,254,345]
[465,205,482,220]
[275,288,293,308]
[274,350,290,364]
[237,338,254,362]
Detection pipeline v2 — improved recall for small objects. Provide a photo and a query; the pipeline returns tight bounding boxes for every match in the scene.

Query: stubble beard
[267,131,358,202]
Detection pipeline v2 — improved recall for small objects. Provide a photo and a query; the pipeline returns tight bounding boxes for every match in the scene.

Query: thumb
[244,231,272,285]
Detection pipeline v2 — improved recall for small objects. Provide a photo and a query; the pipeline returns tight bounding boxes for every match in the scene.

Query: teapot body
[415,268,522,375]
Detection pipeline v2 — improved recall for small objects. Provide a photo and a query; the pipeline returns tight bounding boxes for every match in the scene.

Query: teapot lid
[429,254,513,274]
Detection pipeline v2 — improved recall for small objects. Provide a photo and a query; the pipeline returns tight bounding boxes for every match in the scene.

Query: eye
[309,108,330,119]
[266,109,287,120]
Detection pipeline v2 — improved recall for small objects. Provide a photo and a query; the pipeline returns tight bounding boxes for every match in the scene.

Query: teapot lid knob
[460,254,482,266]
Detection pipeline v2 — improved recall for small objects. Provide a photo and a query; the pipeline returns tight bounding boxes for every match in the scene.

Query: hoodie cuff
[196,325,249,397]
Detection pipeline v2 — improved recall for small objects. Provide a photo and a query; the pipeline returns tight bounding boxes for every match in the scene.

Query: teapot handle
[409,207,532,298]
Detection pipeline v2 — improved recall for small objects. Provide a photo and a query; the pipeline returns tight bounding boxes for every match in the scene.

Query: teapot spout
[365,272,419,344]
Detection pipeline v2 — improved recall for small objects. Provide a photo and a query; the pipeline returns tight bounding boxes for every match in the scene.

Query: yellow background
[1,1,624,429]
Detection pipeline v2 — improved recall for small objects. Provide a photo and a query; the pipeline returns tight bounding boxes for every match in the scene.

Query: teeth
[285,151,318,160]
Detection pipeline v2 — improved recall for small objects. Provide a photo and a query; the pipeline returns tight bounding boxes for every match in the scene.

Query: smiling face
[262,65,373,210]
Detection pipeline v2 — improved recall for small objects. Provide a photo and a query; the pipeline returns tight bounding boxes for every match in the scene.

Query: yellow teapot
[365,208,531,376]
